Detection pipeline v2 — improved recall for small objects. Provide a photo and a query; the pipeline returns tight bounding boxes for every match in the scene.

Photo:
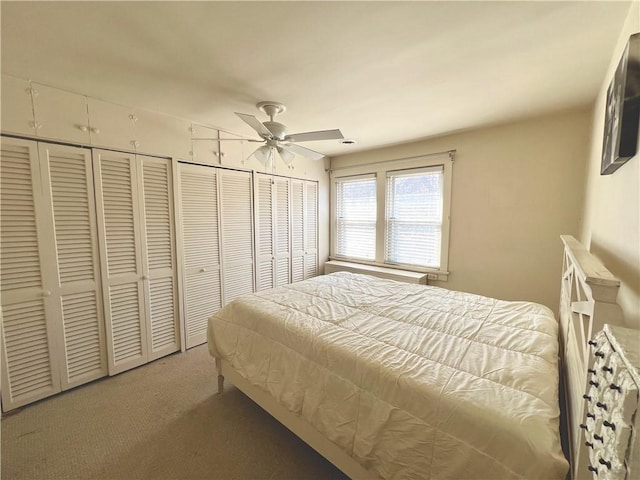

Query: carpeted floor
[1,345,348,480]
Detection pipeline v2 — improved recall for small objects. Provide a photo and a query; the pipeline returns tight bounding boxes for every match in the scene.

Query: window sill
[325,259,449,284]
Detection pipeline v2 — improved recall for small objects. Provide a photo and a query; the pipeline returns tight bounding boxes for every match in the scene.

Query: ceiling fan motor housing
[263,121,287,141]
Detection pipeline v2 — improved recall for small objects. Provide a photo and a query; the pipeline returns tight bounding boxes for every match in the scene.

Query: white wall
[331,107,592,311]
[580,2,639,329]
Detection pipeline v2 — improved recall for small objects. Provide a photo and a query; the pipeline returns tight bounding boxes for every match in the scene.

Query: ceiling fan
[234,101,344,167]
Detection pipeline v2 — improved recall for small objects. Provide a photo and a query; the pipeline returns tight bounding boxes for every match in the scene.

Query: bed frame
[215,357,373,478]
[214,235,622,479]
[558,235,621,479]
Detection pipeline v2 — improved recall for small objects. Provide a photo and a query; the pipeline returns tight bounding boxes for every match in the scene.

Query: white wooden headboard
[558,235,622,479]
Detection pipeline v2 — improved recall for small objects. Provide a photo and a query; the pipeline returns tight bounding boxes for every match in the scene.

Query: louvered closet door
[38,143,107,389]
[219,169,255,303]
[274,177,291,286]
[255,174,275,291]
[0,138,61,410]
[304,181,319,279]
[94,150,148,374]
[290,179,305,283]
[178,164,221,348]
[139,155,179,360]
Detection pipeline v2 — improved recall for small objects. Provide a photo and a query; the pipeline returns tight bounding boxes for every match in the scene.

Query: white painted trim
[324,260,427,284]
[330,152,452,277]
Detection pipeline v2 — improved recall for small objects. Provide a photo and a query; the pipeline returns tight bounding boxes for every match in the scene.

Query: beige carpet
[1,345,348,480]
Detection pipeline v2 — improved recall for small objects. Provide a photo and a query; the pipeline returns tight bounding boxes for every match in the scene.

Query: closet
[1,138,179,410]
[94,150,179,375]
[254,174,319,289]
[178,165,319,350]
[178,164,255,348]
[1,138,106,410]
[255,173,291,290]
[177,163,221,348]
[255,174,318,290]
[1,77,323,410]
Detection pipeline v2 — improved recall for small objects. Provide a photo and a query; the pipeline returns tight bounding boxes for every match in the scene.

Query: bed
[207,235,621,479]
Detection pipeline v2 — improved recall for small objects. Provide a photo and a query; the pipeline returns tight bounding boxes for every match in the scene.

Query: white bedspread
[208,272,569,479]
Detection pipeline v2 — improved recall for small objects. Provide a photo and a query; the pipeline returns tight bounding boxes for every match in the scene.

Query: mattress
[207,272,569,479]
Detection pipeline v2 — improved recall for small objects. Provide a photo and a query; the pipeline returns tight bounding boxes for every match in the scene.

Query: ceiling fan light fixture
[249,145,273,166]
[277,146,295,167]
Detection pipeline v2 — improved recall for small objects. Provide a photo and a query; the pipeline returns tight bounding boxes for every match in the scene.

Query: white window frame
[385,165,444,269]
[334,173,377,261]
[330,152,453,280]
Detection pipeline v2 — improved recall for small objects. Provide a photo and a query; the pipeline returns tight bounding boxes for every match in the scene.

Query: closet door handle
[200,268,207,273]
[42,289,51,297]
[142,275,149,280]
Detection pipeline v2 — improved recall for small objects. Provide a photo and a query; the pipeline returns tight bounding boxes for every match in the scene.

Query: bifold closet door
[291,180,305,283]
[291,179,318,283]
[38,143,107,389]
[255,174,275,291]
[95,151,179,373]
[139,156,179,360]
[219,169,255,303]
[178,163,221,348]
[304,181,318,279]
[255,174,291,290]
[274,177,291,286]
[0,139,106,411]
[94,150,148,374]
[0,138,60,410]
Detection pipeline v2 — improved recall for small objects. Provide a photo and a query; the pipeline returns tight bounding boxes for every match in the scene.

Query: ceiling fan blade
[217,138,265,142]
[281,143,326,161]
[235,112,273,139]
[284,129,344,143]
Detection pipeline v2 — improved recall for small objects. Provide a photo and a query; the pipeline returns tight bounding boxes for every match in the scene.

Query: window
[335,175,376,260]
[331,153,452,277]
[386,166,443,268]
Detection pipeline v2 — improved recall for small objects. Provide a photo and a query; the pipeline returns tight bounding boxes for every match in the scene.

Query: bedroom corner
[580,1,640,329]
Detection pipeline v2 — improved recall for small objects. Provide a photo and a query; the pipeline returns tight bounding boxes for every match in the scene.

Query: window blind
[385,166,443,268]
[335,175,376,261]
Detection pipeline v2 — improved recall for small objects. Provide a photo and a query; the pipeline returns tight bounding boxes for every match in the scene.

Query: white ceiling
[0,1,631,156]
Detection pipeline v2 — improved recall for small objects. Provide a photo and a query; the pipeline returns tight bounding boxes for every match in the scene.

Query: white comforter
[208,272,569,479]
